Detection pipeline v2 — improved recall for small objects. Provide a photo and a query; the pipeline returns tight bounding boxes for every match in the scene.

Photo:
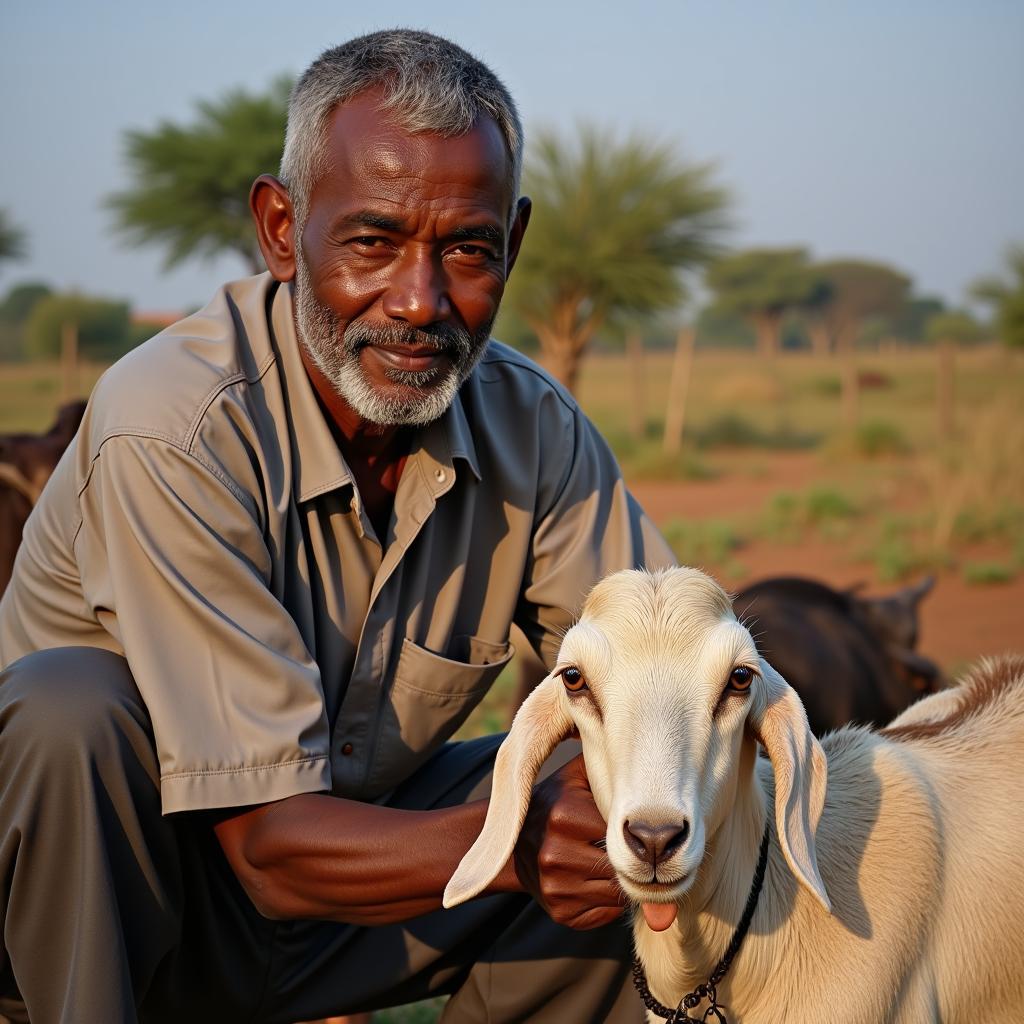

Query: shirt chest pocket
[367,635,514,796]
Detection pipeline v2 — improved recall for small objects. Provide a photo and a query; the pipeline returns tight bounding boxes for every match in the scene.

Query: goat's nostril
[623,819,690,865]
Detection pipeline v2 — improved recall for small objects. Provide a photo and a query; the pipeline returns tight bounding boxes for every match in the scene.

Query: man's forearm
[214,793,521,924]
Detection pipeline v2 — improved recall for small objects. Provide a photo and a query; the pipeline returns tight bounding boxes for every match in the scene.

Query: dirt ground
[629,454,1023,676]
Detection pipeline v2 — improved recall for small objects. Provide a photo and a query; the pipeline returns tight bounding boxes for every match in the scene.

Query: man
[0,30,673,1023]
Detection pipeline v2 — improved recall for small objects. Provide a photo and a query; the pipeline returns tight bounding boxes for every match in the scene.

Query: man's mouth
[363,343,452,375]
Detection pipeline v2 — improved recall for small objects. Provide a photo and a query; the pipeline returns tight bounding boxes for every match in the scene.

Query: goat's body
[636,656,1024,1023]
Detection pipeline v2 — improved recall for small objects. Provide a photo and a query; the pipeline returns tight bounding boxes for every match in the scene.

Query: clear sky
[2,0,1022,315]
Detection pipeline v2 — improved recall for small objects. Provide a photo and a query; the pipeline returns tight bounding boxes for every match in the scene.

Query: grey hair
[281,29,523,230]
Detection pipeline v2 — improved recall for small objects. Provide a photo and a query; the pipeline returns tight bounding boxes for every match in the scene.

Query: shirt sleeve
[517,406,676,669]
[75,434,331,813]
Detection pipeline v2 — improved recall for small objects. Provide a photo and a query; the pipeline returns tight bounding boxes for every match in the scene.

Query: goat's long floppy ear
[443,673,573,908]
[749,661,830,913]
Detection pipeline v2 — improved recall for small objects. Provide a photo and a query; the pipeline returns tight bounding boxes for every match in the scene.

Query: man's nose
[381,251,452,327]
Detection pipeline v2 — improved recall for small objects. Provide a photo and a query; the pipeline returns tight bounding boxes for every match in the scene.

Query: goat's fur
[445,568,1024,1023]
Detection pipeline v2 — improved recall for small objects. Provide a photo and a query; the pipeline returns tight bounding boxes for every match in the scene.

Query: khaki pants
[0,648,643,1024]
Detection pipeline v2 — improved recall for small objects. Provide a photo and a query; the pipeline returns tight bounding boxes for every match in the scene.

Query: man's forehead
[319,89,512,201]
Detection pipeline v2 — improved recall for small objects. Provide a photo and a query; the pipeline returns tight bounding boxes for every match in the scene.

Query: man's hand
[512,754,624,930]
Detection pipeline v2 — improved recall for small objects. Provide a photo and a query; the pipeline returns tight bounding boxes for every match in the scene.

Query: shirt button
[434,468,446,483]
[341,742,354,756]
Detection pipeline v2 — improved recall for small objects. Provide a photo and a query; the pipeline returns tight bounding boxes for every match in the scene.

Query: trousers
[0,647,643,1024]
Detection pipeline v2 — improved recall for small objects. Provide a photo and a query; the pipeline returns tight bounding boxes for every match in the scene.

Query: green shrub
[807,374,841,397]
[758,486,858,543]
[25,292,134,361]
[376,998,447,1023]
[854,420,908,457]
[962,562,1015,585]
[694,414,818,452]
[660,518,742,568]
[623,446,717,481]
[872,536,926,582]
[455,663,518,740]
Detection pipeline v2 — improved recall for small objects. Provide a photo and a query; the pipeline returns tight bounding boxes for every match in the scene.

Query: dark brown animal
[0,400,86,595]
[732,574,942,735]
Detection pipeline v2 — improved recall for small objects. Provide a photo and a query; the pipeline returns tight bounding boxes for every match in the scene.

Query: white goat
[445,567,1024,1023]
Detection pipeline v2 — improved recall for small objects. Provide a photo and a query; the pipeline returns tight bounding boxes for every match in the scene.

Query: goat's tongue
[641,902,678,931]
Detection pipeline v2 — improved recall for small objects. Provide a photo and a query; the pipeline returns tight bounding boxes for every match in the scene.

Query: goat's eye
[560,666,588,692]
[727,666,755,692]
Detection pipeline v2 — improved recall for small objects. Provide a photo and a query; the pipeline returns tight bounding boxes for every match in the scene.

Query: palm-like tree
[107,77,290,275]
[501,126,730,393]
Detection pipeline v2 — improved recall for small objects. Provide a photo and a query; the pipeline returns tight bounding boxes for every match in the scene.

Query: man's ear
[505,195,532,279]
[250,174,297,282]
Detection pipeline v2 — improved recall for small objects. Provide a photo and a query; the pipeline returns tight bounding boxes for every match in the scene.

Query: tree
[501,125,730,393]
[0,282,52,327]
[971,244,1024,350]
[810,260,912,429]
[885,295,946,345]
[705,248,820,358]
[25,292,133,361]
[0,281,52,361]
[925,310,987,442]
[107,77,290,275]
[0,209,27,269]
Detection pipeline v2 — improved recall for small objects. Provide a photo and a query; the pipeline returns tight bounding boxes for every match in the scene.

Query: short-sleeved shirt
[0,274,674,814]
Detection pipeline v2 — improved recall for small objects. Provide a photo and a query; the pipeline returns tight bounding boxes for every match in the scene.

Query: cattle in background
[732,574,942,735]
[0,400,87,596]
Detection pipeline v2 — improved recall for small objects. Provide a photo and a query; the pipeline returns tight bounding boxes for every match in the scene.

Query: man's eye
[449,244,497,260]
[350,236,389,248]
[560,666,588,692]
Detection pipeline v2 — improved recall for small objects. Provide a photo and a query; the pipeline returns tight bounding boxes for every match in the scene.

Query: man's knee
[0,647,153,770]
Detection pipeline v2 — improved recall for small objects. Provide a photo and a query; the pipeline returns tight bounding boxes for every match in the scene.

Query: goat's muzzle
[622,818,690,868]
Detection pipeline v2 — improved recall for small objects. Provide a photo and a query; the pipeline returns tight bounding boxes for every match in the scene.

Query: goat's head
[444,567,830,920]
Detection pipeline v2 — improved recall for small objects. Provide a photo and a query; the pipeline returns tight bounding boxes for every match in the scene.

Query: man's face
[293,91,518,427]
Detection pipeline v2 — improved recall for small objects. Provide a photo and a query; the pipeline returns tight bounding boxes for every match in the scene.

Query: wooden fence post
[662,327,696,456]
[61,320,78,402]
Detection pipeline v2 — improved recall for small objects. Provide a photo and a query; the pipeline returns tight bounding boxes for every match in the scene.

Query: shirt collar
[267,280,481,503]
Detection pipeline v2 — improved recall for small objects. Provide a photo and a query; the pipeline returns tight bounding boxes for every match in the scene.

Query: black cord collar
[631,824,771,1023]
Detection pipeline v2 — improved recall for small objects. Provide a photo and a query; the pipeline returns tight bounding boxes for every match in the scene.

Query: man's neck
[300,345,411,541]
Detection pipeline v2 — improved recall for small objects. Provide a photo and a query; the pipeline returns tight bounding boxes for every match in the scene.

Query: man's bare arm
[214,755,623,929]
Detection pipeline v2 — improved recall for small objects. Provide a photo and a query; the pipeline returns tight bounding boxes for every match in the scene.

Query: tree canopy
[499,125,730,392]
[106,77,291,274]
[0,282,52,327]
[25,293,133,361]
[705,248,820,356]
[971,244,1024,349]
[925,309,987,346]
[811,259,912,350]
[0,209,27,268]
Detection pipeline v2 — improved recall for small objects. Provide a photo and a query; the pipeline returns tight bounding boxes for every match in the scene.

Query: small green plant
[759,490,802,543]
[694,414,818,452]
[962,561,1015,585]
[660,518,743,569]
[455,663,518,740]
[623,445,717,481]
[872,535,925,582]
[757,486,858,543]
[854,420,908,457]
[953,502,1024,546]
[805,486,858,525]
[376,998,447,1023]
[807,374,841,397]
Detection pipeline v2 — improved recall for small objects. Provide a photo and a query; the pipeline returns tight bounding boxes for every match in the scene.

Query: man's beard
[294,252,493,427]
